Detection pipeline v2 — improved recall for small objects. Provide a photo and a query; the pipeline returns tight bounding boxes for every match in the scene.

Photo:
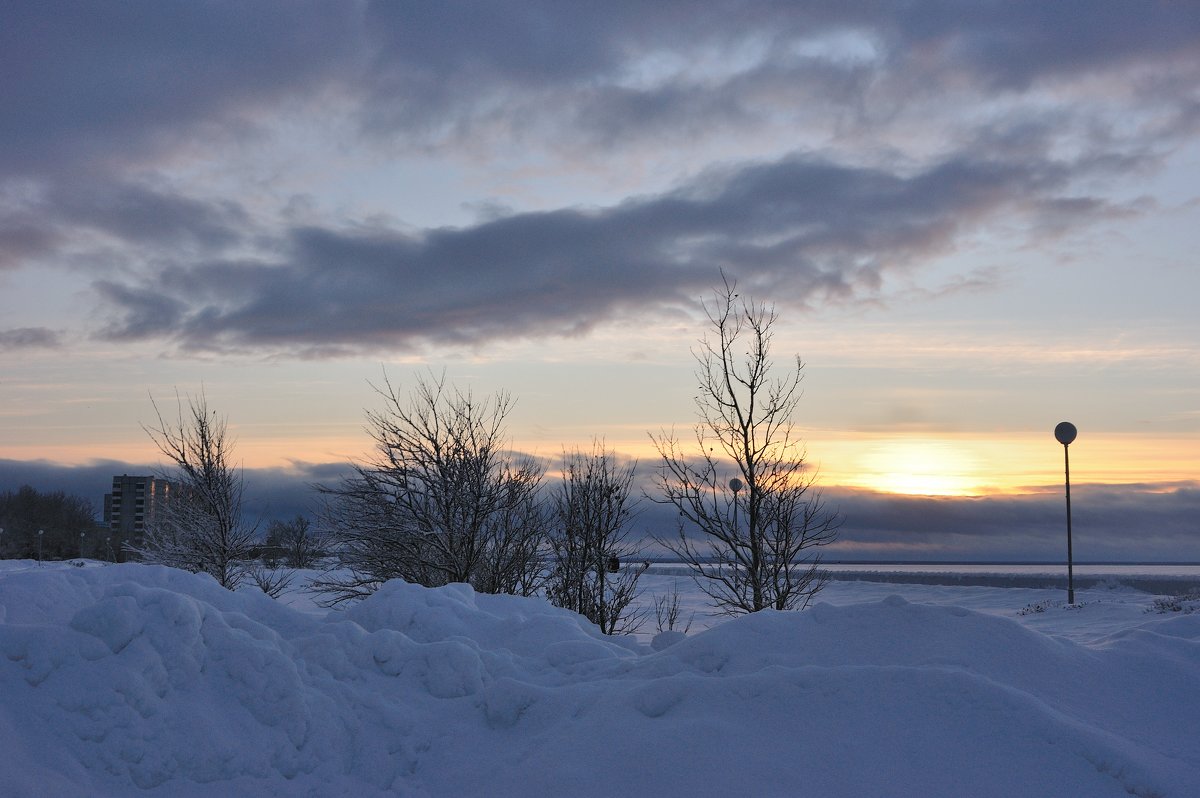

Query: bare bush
[653,580,695,634]
[545,443,647,635]
[246,560,295,598]
[314,372,546,604]
[1148,593,1200,614]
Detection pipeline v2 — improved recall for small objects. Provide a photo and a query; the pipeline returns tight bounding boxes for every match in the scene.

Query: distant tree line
[0,486,101,560]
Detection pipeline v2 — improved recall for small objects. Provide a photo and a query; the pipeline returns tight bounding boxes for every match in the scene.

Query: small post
[1054,422,1078,604]
[37,529,44,565]
[80,531,86,560]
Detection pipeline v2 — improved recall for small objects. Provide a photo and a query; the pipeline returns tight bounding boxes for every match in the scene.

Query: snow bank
[2,563,1198,797]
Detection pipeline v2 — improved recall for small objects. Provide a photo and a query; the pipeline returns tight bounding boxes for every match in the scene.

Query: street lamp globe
[1054,421,1077,446]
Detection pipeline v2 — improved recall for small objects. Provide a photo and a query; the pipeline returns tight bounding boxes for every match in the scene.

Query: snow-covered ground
[2,560,1198,797]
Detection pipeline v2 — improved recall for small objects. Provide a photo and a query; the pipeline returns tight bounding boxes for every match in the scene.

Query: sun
[855,440,981,497]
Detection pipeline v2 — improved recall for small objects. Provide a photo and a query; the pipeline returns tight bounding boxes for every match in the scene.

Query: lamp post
[724,475,744,588]
[729,478,744,533]
[1054,422,1078,604]
[80,531,86,560]
[0,526,4,557]
[729,478,743,586]
[37,529,44,566]
[106,536,114,562]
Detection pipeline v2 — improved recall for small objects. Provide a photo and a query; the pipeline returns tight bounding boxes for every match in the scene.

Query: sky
[2,1,1198,560]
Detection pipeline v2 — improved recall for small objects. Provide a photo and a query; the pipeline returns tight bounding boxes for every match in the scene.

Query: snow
[2,560,1198,797]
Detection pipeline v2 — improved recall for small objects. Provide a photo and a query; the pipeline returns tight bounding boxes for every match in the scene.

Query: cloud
[0,1,356,179]
[94,283,191,341]
[355,2,1200,148]
[2,2,1196,354]
[0,327,61,350]
[881,1,1200,92]
[3,3,1194,180]
[89,149,1134,355]
[49,183,250,251]
[0,215,61,270]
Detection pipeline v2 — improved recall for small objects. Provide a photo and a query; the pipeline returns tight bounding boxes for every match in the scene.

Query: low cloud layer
[4,458,1197,563]
[823,485,1200,562]
[0,459,349,528]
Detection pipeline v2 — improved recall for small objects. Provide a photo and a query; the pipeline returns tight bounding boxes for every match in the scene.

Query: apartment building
[103,475,174,555]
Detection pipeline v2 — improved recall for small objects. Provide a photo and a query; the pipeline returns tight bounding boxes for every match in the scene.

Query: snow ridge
[2,564,1198,797]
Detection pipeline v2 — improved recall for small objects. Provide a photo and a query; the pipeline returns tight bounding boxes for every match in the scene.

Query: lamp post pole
[729,478,743,531]
[729,478,743,586]
[37,529,44,565]
[1054,422,1078,604]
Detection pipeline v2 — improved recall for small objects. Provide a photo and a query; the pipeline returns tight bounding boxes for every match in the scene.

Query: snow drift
[2,563,1198,797]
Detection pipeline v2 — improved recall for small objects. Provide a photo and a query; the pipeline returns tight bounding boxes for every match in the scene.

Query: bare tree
[314,372,546,604]
[130,391,258,590]
[651,278,840,615]
[265,515,325,569]
[545,443,648,635]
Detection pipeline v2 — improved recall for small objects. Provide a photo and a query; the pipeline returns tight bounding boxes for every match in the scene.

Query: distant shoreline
[642,560,1200,594]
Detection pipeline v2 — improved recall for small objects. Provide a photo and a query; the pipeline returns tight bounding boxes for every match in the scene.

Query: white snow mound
[2,564,1198,797]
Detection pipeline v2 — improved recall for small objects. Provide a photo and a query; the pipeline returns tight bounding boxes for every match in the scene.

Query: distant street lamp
[729,477,744,534]
[80,531,86,560]
[1054,422,1078,604]
[106,536,114,562]
[0,526,4,557]
[37,529,44,566]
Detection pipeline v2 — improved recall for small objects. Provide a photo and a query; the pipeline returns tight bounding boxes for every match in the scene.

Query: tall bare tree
[651,278,840,615]
[314,372,546,604]
[131,391,257,590]
[545,443,647,635]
